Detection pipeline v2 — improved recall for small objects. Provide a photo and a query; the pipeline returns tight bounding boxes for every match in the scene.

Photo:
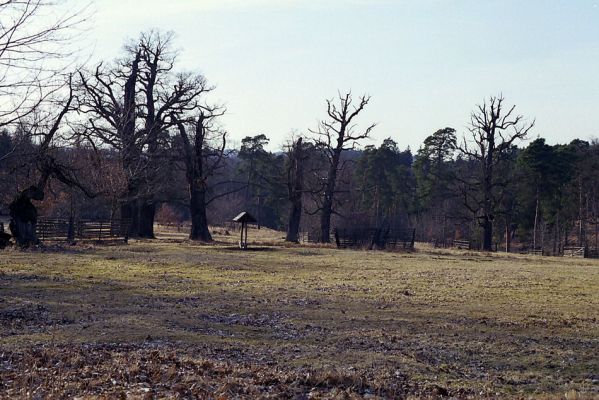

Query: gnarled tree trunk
[8,78,75,247]
[120,180,140,237]
[173,112,221,243]
[189,182,211,241]
[504,215,512,253]
[9,186,44,247]
[138,199,155,238]
[286,201,302,243]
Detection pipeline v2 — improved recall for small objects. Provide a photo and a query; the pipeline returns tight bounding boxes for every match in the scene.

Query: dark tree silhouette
[285,137,306,242]
[78,31,205,238]
[9,78,94,246]
[78,51,143,234]
[311,92,375,243]
[172,102,227,242]
[457,95,534,251]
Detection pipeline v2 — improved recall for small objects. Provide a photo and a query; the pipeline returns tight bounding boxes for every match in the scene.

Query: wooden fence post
[67,217,75,243]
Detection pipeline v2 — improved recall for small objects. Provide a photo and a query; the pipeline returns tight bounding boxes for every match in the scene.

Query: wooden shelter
[232,211,257,249]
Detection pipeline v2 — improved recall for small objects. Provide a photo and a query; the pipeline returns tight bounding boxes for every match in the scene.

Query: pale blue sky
[90,0,599,151]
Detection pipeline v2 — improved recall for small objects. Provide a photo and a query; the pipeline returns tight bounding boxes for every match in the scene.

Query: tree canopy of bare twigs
[0,0,89,127]
[8,75,99,246]
[77,30,208,238]
[310,92,376,242]
[456,95,534,251]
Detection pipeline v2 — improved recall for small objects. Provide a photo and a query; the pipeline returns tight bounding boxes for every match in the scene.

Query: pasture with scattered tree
[0,1,598,398]
[0,231,598,398]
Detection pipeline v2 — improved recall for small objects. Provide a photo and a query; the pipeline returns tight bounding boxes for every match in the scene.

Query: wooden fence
[334,228,415,250]
[36,218,130,243]
[527,249,543,256]
[37,218,71,241]
[452,239,471,250]
[563,246,586,258]
[299,230,332,244]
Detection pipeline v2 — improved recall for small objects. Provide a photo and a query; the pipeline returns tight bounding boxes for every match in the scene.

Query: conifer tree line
[0,16,597,253]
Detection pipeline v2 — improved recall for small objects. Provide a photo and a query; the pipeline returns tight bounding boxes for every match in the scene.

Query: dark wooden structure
[299,230,332,244]
[453,239,471,250]
[36,218,130,243]
[563,246,586,258]
[232,212,257,250]
[333,228,416,250]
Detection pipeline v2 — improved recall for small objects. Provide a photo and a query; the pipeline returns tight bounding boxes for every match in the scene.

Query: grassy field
[0,228,598,398]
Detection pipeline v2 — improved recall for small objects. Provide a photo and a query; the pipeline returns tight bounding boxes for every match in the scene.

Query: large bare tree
[172,106,230,241]
[168,72,232,244]
[78,31,204,238]
[457,95,534,251]
[0,1,89,245]
[8,76,95,246]
[311,92,375,243]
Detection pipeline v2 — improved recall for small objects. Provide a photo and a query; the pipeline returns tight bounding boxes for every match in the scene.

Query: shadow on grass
[1,252,597,396]
[217,246,277,252]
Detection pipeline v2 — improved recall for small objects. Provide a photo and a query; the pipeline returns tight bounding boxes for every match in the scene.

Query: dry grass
[0,230,598,398]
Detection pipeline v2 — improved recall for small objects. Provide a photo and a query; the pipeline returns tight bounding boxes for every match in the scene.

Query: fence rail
[334,228,415,250]
[37,218,71,241]
[563,246,585,258]
[36,218,130,243]
[298,230,332,244]
[452,239,470,250]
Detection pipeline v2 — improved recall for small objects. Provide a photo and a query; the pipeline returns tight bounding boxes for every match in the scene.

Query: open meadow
[0,229,598,399]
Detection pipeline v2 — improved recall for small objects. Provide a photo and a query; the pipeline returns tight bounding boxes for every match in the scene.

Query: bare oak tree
[9,77,95,246]
[172,101,228,242]
[78,31,204,238]
[311,92,375,242]
[456,95,534,251]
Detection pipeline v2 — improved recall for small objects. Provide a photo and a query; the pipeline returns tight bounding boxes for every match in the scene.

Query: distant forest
[1,24,598,253]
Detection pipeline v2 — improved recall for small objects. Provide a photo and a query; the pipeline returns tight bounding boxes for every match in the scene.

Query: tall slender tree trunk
[596,213,598,251]
[482,161,493,251]
[285,138,304,243]
[320,151,341,243]
[553,211,559,255]
[482,216,493,251]
[320,196,333,243]
[505,215,511,253]
[578,178,584,246]
[533,186,539,250]
[540,220,545,254]
[481,141,494,252]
